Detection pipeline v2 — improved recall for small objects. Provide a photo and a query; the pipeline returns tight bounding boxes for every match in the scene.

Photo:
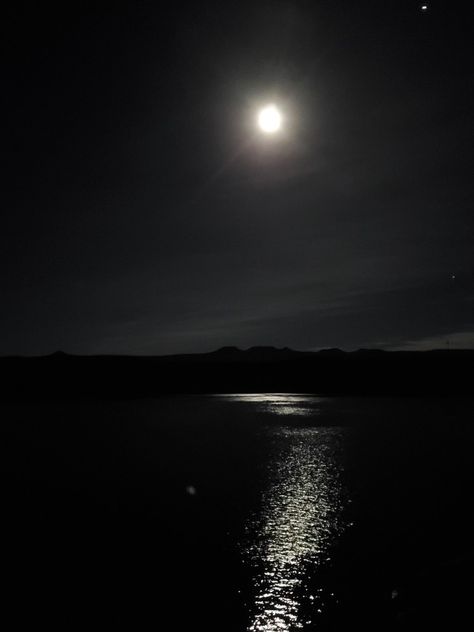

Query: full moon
[257,104,282,134]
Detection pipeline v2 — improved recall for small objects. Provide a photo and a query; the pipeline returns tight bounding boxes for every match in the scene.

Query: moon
[257,104,282,134]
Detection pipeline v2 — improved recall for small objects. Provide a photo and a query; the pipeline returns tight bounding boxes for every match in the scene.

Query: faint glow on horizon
[258,105,282,134]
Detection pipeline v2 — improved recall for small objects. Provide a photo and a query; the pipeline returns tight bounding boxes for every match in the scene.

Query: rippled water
[221,395,348,632]
[3,394,472,631]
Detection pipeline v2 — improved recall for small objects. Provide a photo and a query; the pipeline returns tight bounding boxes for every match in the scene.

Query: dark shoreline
[1,347,473,400]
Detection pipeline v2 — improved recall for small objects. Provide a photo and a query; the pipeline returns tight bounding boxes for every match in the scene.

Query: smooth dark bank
[1,347,473,399]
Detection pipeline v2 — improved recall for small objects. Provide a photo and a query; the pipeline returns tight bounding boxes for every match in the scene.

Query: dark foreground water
[1,395,473,630]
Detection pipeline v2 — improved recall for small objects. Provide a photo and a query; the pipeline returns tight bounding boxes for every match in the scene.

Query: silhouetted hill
[209,346,304,362]
[0,348,473,399]
[212,346,243,356]
[317,348,345,355]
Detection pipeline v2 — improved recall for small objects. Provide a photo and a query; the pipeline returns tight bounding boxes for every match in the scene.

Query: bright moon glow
[258,105,282,134]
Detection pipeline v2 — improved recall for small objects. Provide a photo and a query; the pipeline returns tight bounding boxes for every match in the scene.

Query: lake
[1,394,473,630]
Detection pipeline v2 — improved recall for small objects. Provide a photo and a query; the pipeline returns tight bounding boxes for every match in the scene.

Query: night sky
[2,1,473,355]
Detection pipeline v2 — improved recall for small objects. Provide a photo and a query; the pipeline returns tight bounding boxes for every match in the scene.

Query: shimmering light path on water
[219,395,348,632]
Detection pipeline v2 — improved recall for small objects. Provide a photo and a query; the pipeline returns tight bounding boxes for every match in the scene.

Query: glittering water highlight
[225,395,347,632]
[219,394,325,419]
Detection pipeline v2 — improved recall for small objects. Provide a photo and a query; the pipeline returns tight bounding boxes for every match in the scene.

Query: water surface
[0,394,473,630]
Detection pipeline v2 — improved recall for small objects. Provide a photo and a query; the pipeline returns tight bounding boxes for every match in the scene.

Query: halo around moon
[257,104,282,134]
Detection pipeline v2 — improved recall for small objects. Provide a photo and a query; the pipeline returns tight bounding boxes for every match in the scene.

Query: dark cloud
[1,1,473,354]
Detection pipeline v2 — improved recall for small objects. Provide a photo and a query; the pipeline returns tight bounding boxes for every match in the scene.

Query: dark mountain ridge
[1,347,473,399]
